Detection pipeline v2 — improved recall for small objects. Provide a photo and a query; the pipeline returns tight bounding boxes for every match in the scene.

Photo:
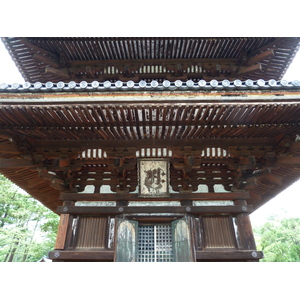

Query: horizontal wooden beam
[45,66,71,79]
[276,156,300,165]
[196,250,263,261]
[0,158,34,168]
[67,57,239,68]
[48,250,114,261]
[59,192,250,201]
[56,205,253,215]
[0,144,22,155]
[31,138,277,151]
[289,141,300,153]
[48,249,262,261]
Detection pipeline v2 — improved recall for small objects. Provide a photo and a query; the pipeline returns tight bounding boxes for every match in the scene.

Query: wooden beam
[67,57,239,68]
[30,138,277,151]
[0,158,34,168]
[0,144,22,155]
[48,249,261,261]
[196,250,263,261]
[33,53,60,68]
[276,156,300,165]
[48,250,114,261]
[237,63,262,75]
[247,49,274,66]
[59,192,251,201]
[289,142,300,153]
[45,66,71,79]
[56,205,253,215]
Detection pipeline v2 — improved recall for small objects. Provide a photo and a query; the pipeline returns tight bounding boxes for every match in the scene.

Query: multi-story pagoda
[1,37,300,262]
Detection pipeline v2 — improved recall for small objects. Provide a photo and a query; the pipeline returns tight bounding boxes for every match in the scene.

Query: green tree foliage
[0,174,59,262]
[254,217,300,262]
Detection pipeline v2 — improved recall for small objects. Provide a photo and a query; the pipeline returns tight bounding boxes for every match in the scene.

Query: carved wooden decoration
[138,159,169,198]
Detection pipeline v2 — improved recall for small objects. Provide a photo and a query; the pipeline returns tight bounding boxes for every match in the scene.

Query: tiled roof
[1,78,300,93]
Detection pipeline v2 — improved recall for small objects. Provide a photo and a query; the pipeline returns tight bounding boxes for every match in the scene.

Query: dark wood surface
[59,192,251,201]
[48,249,263,261]
[56,205,253,215]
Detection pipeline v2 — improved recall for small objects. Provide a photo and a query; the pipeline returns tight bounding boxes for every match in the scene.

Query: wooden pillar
[234,200,256,250]
[54,201,75,250]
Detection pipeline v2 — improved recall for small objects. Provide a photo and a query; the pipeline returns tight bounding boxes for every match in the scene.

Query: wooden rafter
[20,38,59,61]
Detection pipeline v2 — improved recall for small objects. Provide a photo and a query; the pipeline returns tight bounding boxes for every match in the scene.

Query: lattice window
[138,225,173,262]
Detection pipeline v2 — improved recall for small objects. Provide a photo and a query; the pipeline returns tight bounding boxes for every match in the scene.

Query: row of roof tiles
[1,78,300,92]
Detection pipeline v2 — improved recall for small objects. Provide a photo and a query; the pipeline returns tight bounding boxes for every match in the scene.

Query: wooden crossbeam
[30,138,277,151]
[276,156,300,165]
[56,205,253,215]
[59,192,250,201]
[195,250,263,260]
[48,250,114,261]
[67,58,239,68]
[0,158,34,168]
[48,249,262,261]
[0,144,22,155]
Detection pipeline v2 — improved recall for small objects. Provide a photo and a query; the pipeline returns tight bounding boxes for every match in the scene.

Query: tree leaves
[254,217,300,262]
[0,174,59,262]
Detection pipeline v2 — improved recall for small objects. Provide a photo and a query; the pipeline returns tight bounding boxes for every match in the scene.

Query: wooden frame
[138,158,170,198]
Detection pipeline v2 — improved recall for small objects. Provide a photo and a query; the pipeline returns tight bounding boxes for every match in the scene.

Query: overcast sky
[0,40,299,226]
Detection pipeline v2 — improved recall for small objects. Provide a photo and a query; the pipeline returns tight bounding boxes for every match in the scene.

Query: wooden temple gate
[1,37,300,261]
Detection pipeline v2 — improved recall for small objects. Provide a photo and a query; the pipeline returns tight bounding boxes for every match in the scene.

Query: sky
[0,39,299,227]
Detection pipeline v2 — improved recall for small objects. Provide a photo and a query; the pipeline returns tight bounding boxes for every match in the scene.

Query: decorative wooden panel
[75,216,108,248]
[202,216,237,249]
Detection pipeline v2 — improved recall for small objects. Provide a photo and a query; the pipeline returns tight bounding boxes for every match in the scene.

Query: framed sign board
[138,159,170,198]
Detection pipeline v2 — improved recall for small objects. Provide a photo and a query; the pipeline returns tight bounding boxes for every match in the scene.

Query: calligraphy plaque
[138,159,169,197]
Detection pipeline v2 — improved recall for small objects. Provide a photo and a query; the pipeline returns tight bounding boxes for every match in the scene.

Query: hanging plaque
[138,158,169,197]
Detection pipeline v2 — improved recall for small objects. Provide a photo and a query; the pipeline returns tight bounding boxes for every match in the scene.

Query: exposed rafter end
[247,49,274,66]
[238,64,262,76]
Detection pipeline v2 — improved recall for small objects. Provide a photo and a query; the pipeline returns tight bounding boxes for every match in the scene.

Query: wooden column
[54,201,75,250]
[234,199,256,250]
